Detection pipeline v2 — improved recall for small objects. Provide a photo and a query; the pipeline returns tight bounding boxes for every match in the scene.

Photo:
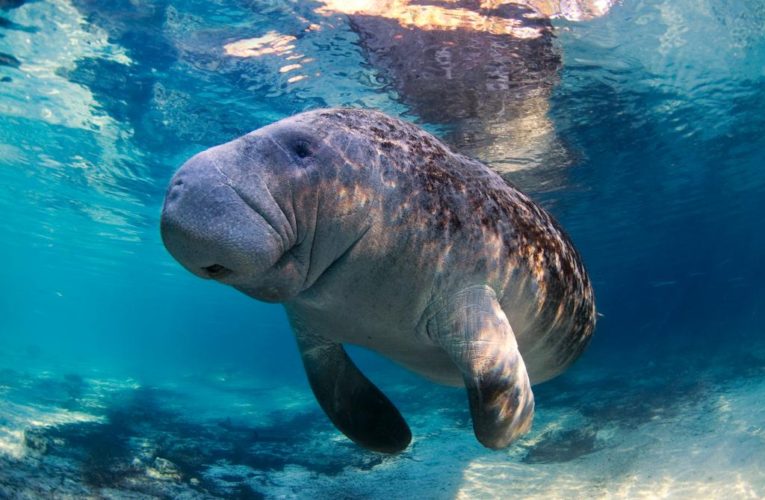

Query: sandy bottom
[1,350,764,499]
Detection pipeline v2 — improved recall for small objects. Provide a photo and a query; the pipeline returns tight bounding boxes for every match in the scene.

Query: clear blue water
[1,0,764,497]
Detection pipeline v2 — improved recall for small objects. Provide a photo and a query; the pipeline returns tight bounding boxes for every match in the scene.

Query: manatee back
[313,109,595,378]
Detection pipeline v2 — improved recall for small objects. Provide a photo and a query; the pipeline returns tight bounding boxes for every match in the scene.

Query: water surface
[1,0,764,497]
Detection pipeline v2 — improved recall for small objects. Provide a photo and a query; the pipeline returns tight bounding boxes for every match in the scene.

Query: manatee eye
[293,140,312,159]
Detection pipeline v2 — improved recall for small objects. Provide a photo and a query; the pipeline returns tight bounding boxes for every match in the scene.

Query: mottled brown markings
[323,110,595,365]
[312,109,595,368]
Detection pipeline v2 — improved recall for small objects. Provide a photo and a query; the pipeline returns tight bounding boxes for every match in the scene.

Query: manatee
[160,108,595,453]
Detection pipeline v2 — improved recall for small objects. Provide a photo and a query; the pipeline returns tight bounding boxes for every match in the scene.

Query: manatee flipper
[291,318,412,454]
[429,285,535,449]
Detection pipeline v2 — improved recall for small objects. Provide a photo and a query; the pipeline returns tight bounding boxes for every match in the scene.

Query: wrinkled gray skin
[161,108,595,453]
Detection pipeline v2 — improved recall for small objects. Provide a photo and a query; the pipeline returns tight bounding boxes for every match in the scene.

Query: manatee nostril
[167,178,185,202]
[202,264,232,278]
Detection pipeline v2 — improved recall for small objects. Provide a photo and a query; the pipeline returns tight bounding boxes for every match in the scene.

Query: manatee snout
[160,151,285,294]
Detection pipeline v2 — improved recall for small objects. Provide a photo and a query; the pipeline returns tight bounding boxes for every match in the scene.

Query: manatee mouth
[201,264,232,279]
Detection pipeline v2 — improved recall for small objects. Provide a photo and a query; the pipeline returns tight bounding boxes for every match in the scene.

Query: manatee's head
[160,109,376,303]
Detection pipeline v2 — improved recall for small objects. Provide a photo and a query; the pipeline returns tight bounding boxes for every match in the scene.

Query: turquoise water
[1,0,764,497]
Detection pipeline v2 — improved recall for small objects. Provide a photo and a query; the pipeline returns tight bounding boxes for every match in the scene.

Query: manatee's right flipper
[291,319,411,454]
[428,285,535,449]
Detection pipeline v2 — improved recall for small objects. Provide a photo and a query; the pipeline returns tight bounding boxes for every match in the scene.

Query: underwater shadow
[11,380,399,498]
[4,341,763,498]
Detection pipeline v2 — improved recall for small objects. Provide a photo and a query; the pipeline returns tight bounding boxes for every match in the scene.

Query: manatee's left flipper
[290,318,412,454]
[428,285,535,449]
